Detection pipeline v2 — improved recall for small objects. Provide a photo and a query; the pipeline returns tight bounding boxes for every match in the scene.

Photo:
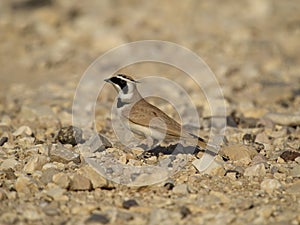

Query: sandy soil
[0,0,299,224]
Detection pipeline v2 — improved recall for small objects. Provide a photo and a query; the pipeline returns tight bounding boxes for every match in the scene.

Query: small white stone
[192,155,225,176]
[12,126,33,137]
[244,164,266,177]
[260,178,281,193]
[172,184,188,195]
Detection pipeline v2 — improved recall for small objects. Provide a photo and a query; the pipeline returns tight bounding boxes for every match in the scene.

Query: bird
[104,74,209,154]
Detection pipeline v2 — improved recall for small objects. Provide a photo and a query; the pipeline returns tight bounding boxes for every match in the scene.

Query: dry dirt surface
[0,0,300,225]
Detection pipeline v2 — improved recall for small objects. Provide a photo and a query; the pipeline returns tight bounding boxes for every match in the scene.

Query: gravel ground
[0,1,300,225]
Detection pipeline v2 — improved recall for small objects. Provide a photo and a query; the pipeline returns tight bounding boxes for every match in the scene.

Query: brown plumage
[105,74,207,149]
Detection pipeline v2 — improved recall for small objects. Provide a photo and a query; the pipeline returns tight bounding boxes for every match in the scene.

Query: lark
[104,74,211,153]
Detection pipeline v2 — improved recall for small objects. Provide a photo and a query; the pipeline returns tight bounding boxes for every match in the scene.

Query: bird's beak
[104,78,111,83]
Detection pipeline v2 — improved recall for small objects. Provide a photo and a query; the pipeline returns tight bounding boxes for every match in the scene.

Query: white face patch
[118,81,135,99]
[119,92,133,100]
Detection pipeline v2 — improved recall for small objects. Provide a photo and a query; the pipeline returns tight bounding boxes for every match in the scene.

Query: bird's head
[104,74,139,96]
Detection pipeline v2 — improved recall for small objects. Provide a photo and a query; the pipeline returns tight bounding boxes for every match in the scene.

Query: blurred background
[0,0,299,117]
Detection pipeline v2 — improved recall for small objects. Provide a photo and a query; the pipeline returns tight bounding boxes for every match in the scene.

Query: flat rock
[85,213,110,224]
[264,112,300,126]
[221,144,257,165]
[70,174,92,191]
[172,184,189,195]
[49,144,81,164]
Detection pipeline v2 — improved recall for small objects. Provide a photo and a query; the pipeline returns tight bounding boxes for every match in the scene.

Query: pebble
[210,191,230,204]
[255,132,271,144]
[23,155,48,173]
[0,158,19,169]
[221,144,257,165]
[242,133,256,145]
[273,172,286,180]
[149,208,181,225]
[3,168,17,180]
[172,184,189,195]
[43,202,61,216]
[77,165,109,189]
[23,209,42,221]
[192,155,225,175]
[12,125,33,137]
[49,144,81,164]
[40,168,59,184]
[0,188,7,201]
[290,165,300,178]
[264,112,300,126]
[122,199,139,209]
[85,213,110,224]
[15,175,38,195]
[225,171,238,180]
[286,180,300,194]
[280,151,300,162]
[238,116,259,128]
[52,172,70,189]
[244,163,266,177]
[251,154,267,165]
[45,185,66,201]
[180,206,191,218]
[57,126,83,146]
[69,174,92,191]
[84,133,112,152]
[260,178,282,193]
[164,182,175,190]
[0,136,8,146]
[131,147,145,156]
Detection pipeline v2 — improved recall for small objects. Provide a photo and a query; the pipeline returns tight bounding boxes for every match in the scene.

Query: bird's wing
[128,99,207,148]
[128,99,183,137]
